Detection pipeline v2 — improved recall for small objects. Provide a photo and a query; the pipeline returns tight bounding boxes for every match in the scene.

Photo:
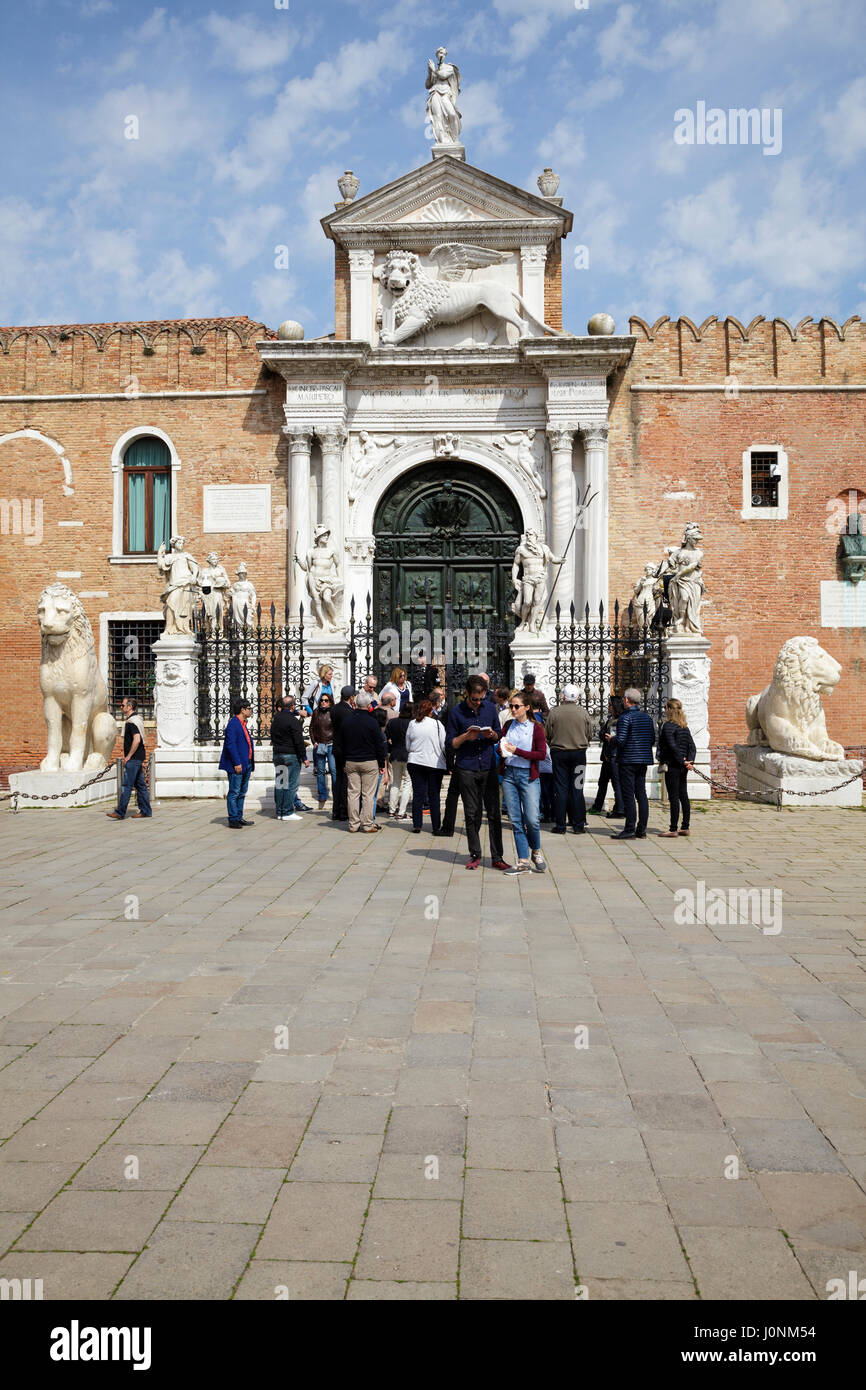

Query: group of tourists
[105,660,697,855]
[211,659,698,871]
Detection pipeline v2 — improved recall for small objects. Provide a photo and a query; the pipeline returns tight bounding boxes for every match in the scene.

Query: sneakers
[606,810,625,819]
[530,851,547,872]
[465,856,481,870]
[491,859,511,871]
[505,860,531,875]
[283,813,303,822]
[613,830,635,840]
[587,807,604,816]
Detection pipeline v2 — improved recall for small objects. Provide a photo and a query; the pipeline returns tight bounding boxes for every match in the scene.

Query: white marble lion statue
[374,246,563,346]
[745,636,845,760]
[37,583,119,772]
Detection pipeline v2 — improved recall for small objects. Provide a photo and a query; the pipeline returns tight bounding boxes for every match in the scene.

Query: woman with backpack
[657,697,696,838]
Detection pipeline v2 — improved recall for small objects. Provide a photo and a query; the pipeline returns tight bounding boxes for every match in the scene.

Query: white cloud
[582,76,625,109]
[204,13,293,73]
[460,80,511,155]
[250,272,301,327]
[821,76,866,167]
[139,250,223,316]
[212,205,286,270]
[537,118,585,180]
[491,0,584,59]
[76,84,226,169]
[598,3,648,69]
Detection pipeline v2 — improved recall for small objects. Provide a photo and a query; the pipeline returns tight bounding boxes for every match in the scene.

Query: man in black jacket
[330,686,355,821]
[342,691,387,832]
[270,697,308,821]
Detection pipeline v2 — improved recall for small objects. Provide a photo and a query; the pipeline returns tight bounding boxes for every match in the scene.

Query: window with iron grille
[107,619,163,719]
[750,451,780,508]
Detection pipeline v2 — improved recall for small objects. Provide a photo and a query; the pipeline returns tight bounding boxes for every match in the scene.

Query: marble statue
[511,531,562,634]
[198,551,231,631]
[840,510,866,584]
[37,582,119,772]
[157,536,200,637]
[296,525,344,632]
[434,432,460,459]
[632,563,659,619]
[374,247,563,347]
[492,429,546,497]
[667,524,705,635]
[425,47,461,145]
[745,636,846,761]
[229,563,257,631]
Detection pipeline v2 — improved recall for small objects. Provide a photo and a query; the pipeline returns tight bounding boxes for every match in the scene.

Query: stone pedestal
[510,629,554,701]
[664,632,712,801]
[736,746,864,807]
[431,142,465,161]
[304,633,351,696]
[153,634,200,749]
[9,768,116,809]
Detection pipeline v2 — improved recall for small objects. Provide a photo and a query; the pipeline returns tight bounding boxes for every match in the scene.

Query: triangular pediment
[322,156,572,246]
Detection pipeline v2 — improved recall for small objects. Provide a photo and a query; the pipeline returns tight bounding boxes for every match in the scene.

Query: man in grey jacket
[545,684,592,834]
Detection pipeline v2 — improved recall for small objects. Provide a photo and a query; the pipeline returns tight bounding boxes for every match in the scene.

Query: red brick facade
[1,304,864,782]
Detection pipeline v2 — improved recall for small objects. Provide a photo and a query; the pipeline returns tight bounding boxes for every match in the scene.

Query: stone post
[664,632,712,802]
[152,633,200,750]
[547,425,576,616]
[285,427,312,618]
[582,422,609,618]
[348,249,375,343]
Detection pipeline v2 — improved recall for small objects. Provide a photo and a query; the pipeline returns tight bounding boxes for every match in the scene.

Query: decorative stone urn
[338,171,360,202]
[537,168,560,198]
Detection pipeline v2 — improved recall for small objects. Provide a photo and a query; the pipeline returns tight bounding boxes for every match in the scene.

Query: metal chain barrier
[688,762,864,810]
[1,755,153,814]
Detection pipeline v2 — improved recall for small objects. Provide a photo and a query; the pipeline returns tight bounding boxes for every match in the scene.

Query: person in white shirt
[404,698,446,833]
[379,665,413,713]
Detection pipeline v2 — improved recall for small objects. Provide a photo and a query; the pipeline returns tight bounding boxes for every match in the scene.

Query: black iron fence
[549,600,668,737]
[194,602,310,744]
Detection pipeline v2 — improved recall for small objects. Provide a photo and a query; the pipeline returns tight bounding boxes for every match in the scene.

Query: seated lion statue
[745,635,845,760]
[37,583,119,772]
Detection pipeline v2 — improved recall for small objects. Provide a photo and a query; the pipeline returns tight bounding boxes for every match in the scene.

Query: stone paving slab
[1,798,865,1300]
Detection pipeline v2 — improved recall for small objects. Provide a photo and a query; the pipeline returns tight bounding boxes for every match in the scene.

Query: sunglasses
[509,702,524,709]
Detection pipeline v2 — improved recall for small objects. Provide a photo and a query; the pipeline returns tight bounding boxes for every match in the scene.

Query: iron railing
[194,601,309,744]
[548,599,668,739]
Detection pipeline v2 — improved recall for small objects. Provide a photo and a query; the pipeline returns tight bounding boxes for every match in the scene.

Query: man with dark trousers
[219,697,255,828]
[330,685,355,821]
[613,686,656,840]
[545,683,592,834]
[445,675,510,871]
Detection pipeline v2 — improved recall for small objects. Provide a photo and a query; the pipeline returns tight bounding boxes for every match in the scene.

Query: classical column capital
[282,425,313,449]
[547,425,575,453]
[581,422,609,448]
[520,245,548,268]
[347,248,375,272]
[316,425,348,452]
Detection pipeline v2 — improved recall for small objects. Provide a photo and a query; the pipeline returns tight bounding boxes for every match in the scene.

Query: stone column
[348,249,375,343]
[547,426,576,617]
[317,427,346,567]
[284,427,312,618]
[152,633,200,750]
[582,423,609,619]
[520,246,547,323]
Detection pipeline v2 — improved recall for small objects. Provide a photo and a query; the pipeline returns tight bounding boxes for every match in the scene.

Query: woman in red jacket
[500,690,548,875]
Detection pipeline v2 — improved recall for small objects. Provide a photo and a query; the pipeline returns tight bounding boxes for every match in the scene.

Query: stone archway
[372,459,522,690]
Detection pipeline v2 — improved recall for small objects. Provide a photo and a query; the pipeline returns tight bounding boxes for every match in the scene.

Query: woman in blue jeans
[309,692,336,809]
[500,691,548,874]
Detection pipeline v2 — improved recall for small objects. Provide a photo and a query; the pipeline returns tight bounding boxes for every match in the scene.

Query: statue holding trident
[511,531,562,634]
[426,47,462,145]
[295,525,345,632]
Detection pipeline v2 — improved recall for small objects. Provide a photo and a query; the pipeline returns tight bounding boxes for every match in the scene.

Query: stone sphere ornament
[277,320,304,341]
[587,312,616,336]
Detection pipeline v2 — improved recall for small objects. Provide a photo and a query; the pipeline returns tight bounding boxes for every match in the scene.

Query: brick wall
[0,319,286,780]
[544,239,562,331]
[334,248,350,340]
[613,315,866,765]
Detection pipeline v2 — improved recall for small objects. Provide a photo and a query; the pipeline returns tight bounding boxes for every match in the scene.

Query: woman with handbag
[657,698,696,837]
[500,690,548,875]
[405,699,446,832]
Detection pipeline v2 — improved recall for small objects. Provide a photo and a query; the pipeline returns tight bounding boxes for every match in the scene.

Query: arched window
[123,436,171,553]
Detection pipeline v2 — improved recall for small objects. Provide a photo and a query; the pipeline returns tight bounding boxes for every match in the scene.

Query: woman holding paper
[499,691,548,875]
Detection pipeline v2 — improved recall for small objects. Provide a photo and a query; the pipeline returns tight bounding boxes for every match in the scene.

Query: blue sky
[2,0,864,335]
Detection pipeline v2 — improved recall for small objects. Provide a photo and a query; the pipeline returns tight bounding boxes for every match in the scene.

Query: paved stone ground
[0,795,864,1301]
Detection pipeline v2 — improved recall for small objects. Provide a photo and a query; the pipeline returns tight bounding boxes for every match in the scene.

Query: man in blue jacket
[612,686,656,839]
[219,697,255,829]
[445,675,510,871]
